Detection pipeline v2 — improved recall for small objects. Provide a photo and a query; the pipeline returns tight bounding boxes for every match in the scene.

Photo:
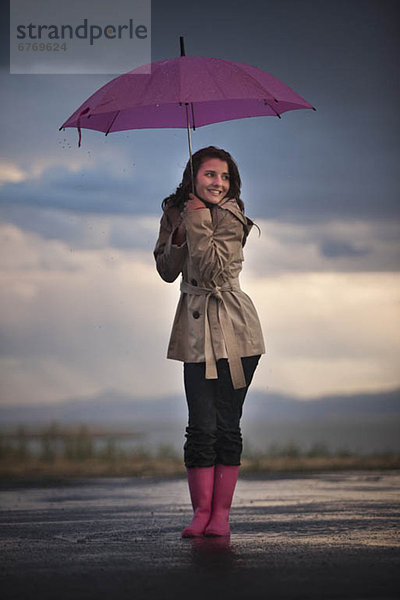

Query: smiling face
[194,158,230,205]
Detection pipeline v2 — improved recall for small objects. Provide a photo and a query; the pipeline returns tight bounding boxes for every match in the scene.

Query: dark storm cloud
[319,239,370,259]
[0,162,164,214]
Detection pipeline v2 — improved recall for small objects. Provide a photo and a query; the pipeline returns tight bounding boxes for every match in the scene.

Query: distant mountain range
[1,388,399,426]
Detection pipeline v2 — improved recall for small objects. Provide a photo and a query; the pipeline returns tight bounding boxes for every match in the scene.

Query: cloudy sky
[0,0,399,406]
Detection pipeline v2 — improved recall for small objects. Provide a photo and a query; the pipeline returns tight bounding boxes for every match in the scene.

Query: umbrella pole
[185,103,195,195]
[180,36,194,195]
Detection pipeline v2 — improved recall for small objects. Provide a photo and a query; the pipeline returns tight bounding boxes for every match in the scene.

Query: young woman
[154,146,265,537]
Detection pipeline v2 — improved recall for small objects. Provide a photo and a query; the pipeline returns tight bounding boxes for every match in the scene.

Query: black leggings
[183,355,260,468]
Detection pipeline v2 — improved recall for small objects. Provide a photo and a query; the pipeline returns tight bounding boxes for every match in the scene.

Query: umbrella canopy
[60,55,315,137]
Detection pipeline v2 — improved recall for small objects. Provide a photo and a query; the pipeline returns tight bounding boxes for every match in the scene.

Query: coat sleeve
[153,210,187,283]
[183,207,243,283]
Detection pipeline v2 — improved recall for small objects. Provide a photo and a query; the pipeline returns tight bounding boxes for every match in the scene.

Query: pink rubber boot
[182,466,215,538]
[204,464,240,537]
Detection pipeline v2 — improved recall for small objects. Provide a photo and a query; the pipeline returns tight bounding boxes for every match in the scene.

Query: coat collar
[218,197,254,235]
[219,197,246,223]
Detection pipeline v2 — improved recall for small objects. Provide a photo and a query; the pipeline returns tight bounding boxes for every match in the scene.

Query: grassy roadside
[1,454,399,481]
[1,423,399,480]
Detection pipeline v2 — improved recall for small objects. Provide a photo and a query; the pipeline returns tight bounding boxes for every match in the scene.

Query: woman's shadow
[185,536,237,572]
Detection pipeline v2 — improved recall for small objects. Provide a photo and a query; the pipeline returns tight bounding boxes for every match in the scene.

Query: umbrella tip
[180,36,185,57]
[312,106,317,111]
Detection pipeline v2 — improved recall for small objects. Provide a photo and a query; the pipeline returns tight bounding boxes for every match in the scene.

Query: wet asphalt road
[0,471,399,600]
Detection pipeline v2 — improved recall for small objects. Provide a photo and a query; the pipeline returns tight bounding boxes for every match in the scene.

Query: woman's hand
[185,193,206,211]
[172,194,206,246]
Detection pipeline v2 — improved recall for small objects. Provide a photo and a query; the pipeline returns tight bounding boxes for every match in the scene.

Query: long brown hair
[162,146,244,213]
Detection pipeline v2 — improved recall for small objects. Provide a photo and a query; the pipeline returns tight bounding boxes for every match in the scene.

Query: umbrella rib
[191,103,196,130]
[204,60,227,99]
[264,99,281,118]
[105,111,120,135]
[227,60,278,102]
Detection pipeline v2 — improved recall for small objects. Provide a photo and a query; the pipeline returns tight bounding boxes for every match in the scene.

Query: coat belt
[180,279,246,390]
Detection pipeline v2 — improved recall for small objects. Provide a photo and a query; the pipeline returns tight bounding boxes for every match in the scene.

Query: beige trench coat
[154,197,265,389]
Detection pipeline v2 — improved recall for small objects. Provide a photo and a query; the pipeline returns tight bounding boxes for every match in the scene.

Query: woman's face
[194,158,230,205]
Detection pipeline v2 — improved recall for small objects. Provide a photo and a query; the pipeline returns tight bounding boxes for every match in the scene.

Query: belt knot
[179,278,246,389]
[211,286,223,301]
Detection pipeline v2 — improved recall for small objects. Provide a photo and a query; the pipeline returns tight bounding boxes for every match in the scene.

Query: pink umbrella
[60,38,315,183]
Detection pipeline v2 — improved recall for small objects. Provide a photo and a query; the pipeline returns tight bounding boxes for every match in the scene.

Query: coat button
[191,279,198,286]
[192,311,200,319]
